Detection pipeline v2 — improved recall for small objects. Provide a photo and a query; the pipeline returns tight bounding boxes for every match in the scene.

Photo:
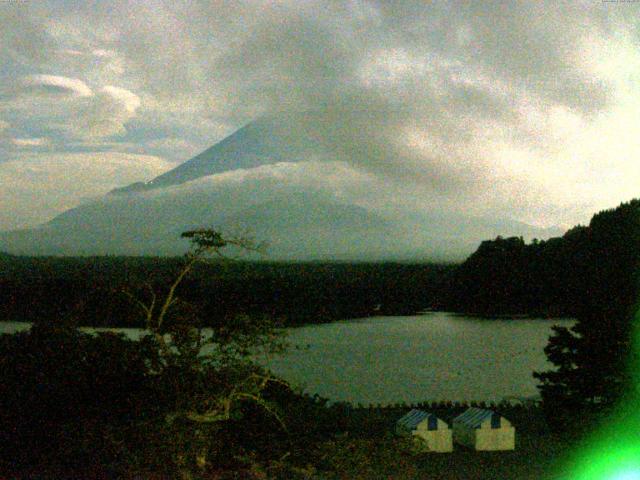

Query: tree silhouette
[534,199,640,431]
[124,229,285,479]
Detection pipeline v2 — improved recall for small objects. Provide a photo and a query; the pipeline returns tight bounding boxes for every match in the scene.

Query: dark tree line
[0,258,452,328]
[442,207,635,318]
[533,199,640,431]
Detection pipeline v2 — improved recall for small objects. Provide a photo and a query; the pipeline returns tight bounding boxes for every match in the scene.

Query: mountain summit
[110,115,318,194]
[0,116,564,260]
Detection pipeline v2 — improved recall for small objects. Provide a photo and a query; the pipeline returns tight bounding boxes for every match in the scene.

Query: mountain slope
[110,116,317,194]
[0,191,409,259]
[0,115,566,260]
[0,185,563,260]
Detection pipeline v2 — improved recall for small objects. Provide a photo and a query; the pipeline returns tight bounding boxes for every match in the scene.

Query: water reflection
[0,313,574,405]
[259,312,575,404]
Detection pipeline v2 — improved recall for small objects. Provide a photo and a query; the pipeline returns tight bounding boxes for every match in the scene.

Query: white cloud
[21,74,93,97]
[181,160,376,194]
[101,85,140,113]
[11,138,50,147]
[4,78,142,140]
[61,49,84,56]
[92,48,116,57]
[130,161,385,226]
[34,160,558,259]
[77,86,140,138]
[0,152,171,230]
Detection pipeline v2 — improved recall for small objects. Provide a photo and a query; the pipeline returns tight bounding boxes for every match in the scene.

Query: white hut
[395,409,453,452]
[452,407,515,451]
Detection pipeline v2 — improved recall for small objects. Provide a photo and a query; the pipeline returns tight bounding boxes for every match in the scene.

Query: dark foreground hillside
[0,320,576,479]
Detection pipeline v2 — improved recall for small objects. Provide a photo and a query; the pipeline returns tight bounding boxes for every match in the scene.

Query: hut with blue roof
[395,409,453,452]
[452,407,515,450]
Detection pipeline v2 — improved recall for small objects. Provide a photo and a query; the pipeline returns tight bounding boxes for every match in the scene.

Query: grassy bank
[318,405,572,480]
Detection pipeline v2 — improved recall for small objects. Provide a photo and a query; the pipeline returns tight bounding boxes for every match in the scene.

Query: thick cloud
[1,1,639,234]
[0,3,50,71]
[2,75,142,143]
[79,86,141,138]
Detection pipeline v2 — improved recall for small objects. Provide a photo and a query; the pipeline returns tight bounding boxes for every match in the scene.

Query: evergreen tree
[534,199,640,430]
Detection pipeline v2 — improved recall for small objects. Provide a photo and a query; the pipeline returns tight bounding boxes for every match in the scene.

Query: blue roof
[397,409,441,431]
[454,408,501,429]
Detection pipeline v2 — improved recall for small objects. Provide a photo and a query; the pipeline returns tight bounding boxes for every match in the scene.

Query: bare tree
[125,229,286,479]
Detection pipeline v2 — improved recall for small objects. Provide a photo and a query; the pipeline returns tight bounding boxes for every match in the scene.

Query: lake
[0,313,573,405]
[257,312,574,405]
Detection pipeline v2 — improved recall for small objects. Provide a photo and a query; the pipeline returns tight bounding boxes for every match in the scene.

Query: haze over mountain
[3,3,640,254]
[110,115,317,194]
[0,116,563,261]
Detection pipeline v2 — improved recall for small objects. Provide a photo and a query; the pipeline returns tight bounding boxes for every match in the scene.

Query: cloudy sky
[1,0,639,232]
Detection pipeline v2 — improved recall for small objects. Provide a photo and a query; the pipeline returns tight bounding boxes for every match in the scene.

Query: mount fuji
[0,116,563,260]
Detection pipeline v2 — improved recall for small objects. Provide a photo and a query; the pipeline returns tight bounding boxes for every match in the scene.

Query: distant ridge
[0,190,448,259]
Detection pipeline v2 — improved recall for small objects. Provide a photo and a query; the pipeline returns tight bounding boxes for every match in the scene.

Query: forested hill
[443,198,640,317]
[2,200,637,325]
[0,259,452,328]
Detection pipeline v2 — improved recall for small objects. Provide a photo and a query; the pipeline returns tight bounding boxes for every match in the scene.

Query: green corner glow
[560,309,640,480]
[612,471,640,480]
[570,446,640,480]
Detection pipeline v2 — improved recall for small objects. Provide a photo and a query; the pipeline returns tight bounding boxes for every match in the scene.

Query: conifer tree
[534,200,640,430]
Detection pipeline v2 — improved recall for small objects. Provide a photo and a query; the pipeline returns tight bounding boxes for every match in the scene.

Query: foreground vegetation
[0,229,576,479]
[1,198,639,478]
[0,319,575,479]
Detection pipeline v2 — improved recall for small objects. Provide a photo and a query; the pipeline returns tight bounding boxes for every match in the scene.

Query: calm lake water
[0,313,573,405]
[258,313,574,405]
